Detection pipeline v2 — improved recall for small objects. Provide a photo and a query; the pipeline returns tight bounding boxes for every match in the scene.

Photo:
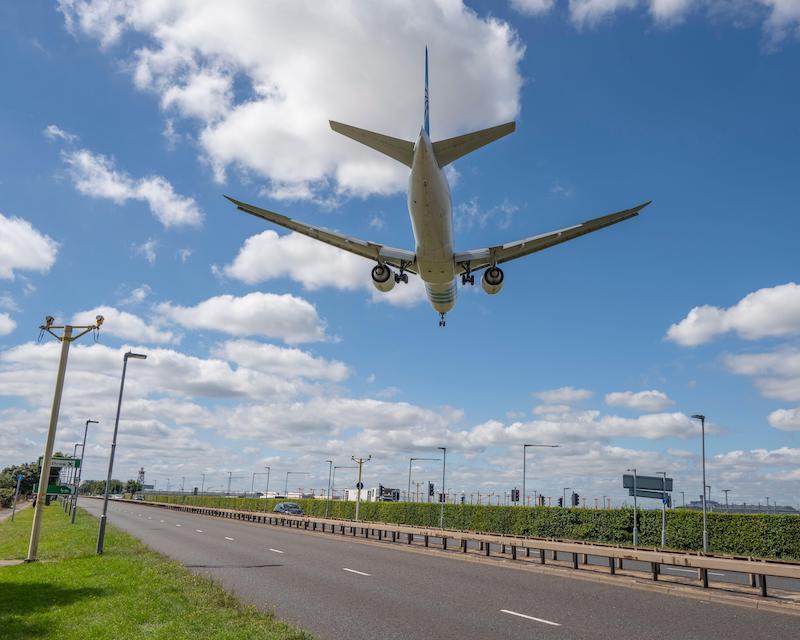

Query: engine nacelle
[371,264,395,293]
[481,266,504,295]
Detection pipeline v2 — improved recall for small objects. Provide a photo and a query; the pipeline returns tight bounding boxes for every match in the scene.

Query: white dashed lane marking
[224,536,234,541]
[196,529,204,533]
[268,548,284,554]
[500,609,561,626]
[342,568,371,576]
[175,524,182,527]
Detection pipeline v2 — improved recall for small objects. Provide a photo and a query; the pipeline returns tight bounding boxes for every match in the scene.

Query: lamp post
[437,447,447,528]
[96,350,147,555]
[722,489,731,511]
[284,471,309,497]
[325,460,333,517]
[627,468,638,545]
[522,444,558,508]
[408,457,439,503]
[71,419,98,523]
[657,471,667,547]
[691,414,709,553]
[27,315,104,562]
[251,471,269,495]
[351,456,371,521]
[200,473,206,495]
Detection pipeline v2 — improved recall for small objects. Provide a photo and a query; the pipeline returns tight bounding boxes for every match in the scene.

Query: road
[82,499,797,640]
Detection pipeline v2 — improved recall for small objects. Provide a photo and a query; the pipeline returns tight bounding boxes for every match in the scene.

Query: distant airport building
[684,500,798,515]
[344,486,400,502]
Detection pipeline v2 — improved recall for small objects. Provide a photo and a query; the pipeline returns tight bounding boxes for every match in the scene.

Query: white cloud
[768,408,800,431]
[62,148,203,228]
[222,230,426,307]
[454,198,519,232]
[135,238,157,264]
[568,0,639,27]
[156,292,327,344]
[58,1,524,200]
[725,349,800,402]
[511,0,557,15]
[649,0,694,23]
[0,313,16,336]
[43,124,78,143]
[534,386,593,404]
[121,284,151,305]
[667,283,800,346]
[0,213,59,280]
[178,248,192,263]
[0,294,18,312]
[605,389,675,412]
[212,339,349,382]
[72,306,179,344]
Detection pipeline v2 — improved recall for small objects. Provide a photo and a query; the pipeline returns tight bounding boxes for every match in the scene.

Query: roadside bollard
[485,542,490,557]
[511,545,517,560]
[609,557,615,574]
[462,539,467,553]
[424,535,429,547]
[539,549,546,564]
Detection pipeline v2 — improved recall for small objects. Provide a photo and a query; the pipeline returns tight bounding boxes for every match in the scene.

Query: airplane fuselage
[408,129,457,314]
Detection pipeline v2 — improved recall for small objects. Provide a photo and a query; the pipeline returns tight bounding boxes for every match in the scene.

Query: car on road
[273,502,304,515]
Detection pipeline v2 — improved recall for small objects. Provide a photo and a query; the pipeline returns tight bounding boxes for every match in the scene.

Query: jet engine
[371,264,395,292]
[481,266,504,295]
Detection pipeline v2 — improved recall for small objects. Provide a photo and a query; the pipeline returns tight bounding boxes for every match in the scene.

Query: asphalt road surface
[81,500,797,640]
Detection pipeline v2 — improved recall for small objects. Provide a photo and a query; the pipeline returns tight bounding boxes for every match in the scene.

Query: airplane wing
[224,196,418,273]
[453,201,651,275]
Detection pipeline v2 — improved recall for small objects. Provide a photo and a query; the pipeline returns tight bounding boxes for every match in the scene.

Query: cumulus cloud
[0,313,16,336]
[58,1,524,200]
[534,386,593,404]
[121,284,151,305]
[605,389,674,412]
[43,123,78,143]
[62,148,203,228]
[768,408,800,431]
[212,339,349,382]
[156,292,327,344]
[725,349,800,402]
[667,283,800,346]
[0,213,59,280]
[454,198,519,232]
[134,238,157,264]
[72,305,179,344]
[568,0,639,27]
[221,230,426,307]
[511,0,557,15]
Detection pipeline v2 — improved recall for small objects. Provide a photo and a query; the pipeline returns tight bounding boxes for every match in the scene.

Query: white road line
[501,609,561,626]
[147,516,152,520]
[175,524,182,527]
[224,536,235,541]
[342,568,371,576]
[160,520,164,523]
[196,529,204,533]
[268,548,284,554]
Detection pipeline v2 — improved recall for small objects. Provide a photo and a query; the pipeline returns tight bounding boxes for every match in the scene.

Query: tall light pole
[351,456,371,521]
[200,473,206,495]
[657,471,667,547]
[408,457,438,503]
[691,414,709,553]
[97,350,147,555]
[324,460,333,517]
[64,443,82,513]
[723,488,731,511]
[227,471,233,495]
[71,419,98,524]
[438,447,447,528]
[627,468,638,545]
[522,444,558,507]
[27,315,104,562]
[284,471,309,497]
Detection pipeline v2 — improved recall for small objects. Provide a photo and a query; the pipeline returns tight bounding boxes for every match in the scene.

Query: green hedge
[144,495,800,560]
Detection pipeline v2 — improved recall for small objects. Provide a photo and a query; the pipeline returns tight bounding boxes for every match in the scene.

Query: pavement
[0,499,30,523]
[80,499,799,640]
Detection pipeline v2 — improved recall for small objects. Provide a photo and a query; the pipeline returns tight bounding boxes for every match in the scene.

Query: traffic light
[571,492,579,507]
[460,495,465,505]
[439,492,446,503]
[511,488,520,503]
[428,482,434,497]
[557,497,563,507]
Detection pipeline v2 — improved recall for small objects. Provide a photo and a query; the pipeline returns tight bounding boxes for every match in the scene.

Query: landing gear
[461,268,474,286]
[394,271,408,284]
[439,313,446,327]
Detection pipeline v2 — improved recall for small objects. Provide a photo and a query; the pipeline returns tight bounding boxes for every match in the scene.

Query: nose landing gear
[439,313,446,327]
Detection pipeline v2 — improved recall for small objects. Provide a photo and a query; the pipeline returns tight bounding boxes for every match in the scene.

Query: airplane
[226,48,650,327]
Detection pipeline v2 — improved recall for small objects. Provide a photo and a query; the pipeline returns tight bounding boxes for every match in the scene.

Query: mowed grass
[0,501,312,640]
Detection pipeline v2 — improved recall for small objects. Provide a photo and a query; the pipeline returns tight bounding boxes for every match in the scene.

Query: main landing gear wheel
[394,272,408,284]
[461,273,474,286]
[439,313,446,327]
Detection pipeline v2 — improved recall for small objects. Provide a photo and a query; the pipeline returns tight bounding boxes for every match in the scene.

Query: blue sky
[1,1,798,506]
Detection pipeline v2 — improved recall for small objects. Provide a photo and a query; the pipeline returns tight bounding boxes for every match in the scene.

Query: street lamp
[627,469,638,545]
[325,460,333,517]
[657,471,667,547]
[96,351,146,555]
[522,444,558,507]
[691,414,709,553]
[438,447,447,528]
[71,419,98,523]
[722,489,731,511]
[284,471,309,497]
[408,457,439,503]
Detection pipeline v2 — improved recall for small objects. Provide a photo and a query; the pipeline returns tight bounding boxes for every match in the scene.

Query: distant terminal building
[344,485,400,502]
[684,500,798,515]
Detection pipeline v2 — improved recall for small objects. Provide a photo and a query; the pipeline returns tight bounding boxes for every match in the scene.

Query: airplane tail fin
[432,121,516,167]
[329,120,414,168]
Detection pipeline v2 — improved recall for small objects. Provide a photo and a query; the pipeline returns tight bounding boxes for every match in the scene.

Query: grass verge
[0,501,312,640]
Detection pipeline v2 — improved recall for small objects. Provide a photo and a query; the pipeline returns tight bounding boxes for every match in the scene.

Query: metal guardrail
[124,498,800,599]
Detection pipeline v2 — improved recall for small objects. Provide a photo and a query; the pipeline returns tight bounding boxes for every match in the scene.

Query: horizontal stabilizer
[330,121,414,167]
[432,121,515,167]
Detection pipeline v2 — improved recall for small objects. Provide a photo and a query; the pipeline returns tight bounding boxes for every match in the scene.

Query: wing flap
[225,196,417,273]
[455,201,651,274]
